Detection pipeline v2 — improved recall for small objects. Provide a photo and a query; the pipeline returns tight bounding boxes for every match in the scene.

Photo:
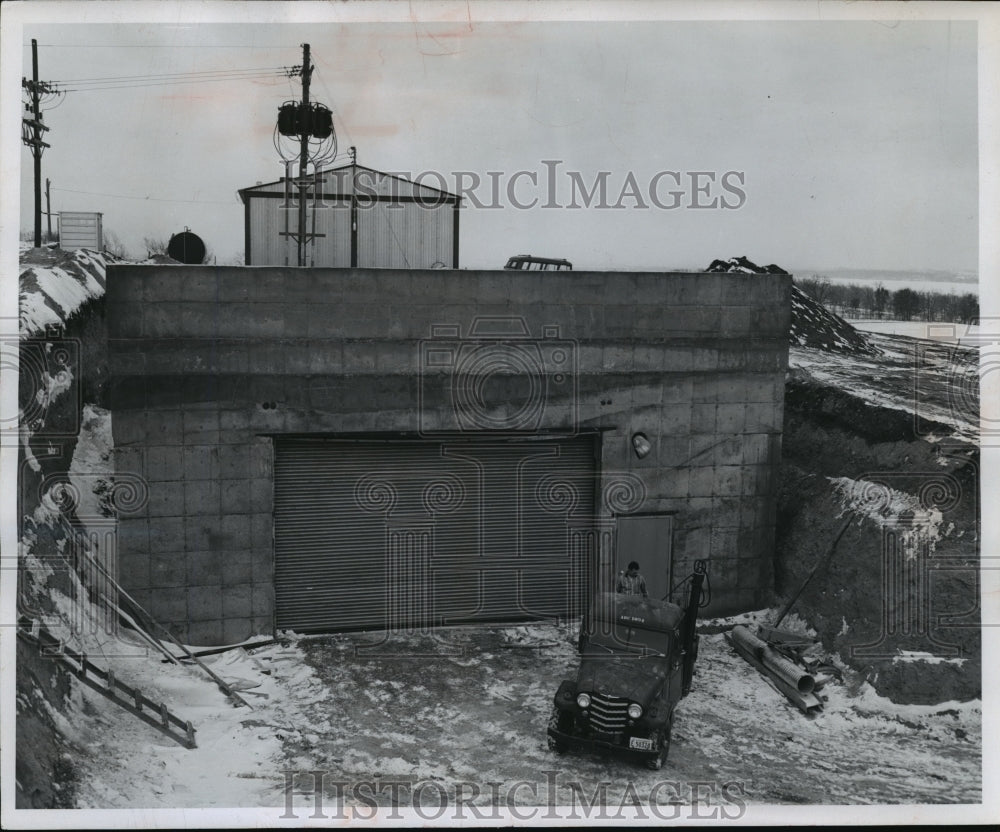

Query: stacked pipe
[730,625,816,695]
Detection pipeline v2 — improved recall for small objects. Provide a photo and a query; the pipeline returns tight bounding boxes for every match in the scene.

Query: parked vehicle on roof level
[504,255,573,271]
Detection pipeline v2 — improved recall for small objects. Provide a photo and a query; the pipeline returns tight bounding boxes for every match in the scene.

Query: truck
[503,254,573,271]
[546,561,708,770]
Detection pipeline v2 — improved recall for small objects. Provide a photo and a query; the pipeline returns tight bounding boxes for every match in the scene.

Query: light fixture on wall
[631,432,652,459]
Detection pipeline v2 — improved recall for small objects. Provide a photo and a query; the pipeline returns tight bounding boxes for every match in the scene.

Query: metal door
[613,513,674,602]
[273,435,598,632]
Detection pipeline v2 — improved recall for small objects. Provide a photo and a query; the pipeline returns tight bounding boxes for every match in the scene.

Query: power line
[58,76,289,93]
[34,43,302,48]
[52,65,293,84]
[51,187,238,205]
[56,70,291,93]
[313,65,355,150]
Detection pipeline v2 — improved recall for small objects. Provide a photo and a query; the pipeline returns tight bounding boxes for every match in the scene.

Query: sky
[4,7,986,274]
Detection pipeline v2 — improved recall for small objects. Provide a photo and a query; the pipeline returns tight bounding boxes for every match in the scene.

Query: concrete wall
[107,266,791,645]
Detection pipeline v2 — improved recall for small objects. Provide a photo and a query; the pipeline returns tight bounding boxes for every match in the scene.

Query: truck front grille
[587,693,628,732]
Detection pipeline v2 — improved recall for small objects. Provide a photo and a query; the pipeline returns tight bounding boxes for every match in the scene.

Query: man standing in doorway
[616,561,648,598]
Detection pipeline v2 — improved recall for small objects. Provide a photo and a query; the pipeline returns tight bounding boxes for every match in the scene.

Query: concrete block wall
[113,416,273,645]
[107,266,790,644]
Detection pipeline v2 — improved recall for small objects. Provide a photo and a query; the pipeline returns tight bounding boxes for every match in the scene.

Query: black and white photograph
[1,0,997,826]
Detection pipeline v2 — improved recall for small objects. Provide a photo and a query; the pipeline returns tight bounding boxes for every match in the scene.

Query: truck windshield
[587,624,671,657]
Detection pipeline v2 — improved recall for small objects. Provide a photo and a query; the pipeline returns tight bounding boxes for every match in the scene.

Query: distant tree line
[796,275,979,325]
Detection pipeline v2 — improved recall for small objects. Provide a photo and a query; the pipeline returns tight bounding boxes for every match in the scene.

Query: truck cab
[547,562,706,769]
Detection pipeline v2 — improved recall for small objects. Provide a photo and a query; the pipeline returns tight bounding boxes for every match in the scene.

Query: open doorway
[614,513,674,601]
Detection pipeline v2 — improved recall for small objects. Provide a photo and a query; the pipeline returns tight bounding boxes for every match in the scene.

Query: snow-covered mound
[18,247,122,336]
[788,283,881,356]
[706,256,880,357]
[706,255,789,275]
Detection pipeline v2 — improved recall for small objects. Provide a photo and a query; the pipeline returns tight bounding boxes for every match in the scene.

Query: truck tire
[644,719,673,771]
[547,709,570,754]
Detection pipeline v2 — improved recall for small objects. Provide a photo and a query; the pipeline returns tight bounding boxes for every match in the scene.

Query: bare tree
[103,229,131,259]
[892,287,921,321]
[873,284,889,319]
[809,275,831,305]
[957,293,979,325]
[143,236,169,257]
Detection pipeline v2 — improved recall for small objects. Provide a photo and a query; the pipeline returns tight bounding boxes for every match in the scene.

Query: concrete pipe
[730,625,816,695]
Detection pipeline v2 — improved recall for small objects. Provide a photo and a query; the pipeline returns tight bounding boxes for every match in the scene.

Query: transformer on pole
[22,39,56,249]
[274,43,338,267]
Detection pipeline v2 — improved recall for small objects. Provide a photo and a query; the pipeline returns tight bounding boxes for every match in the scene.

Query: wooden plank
[17,624,197,749]
[50,517,250,708]
[756,625,817,647]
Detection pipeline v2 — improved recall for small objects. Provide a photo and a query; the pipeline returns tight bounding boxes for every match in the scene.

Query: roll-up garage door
[274,435,598,633]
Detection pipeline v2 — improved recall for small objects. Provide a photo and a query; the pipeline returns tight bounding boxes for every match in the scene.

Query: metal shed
[238,163,461,269]
[58,211,103,251]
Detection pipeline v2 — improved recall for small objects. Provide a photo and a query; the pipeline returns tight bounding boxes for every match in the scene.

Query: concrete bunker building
[107,262,791,646]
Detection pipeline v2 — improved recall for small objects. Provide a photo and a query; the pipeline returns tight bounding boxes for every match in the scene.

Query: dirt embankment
[16,252,111,809]
[775,368,980,704]
[707,257,980,705]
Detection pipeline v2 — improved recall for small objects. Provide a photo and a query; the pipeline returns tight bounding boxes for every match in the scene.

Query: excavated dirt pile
[710,256,980,704]
[707,255,881,356]
[713,257,980,705]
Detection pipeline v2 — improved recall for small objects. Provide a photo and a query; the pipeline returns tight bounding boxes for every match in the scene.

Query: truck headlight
[576,693,591,709]
[627,703,643,719]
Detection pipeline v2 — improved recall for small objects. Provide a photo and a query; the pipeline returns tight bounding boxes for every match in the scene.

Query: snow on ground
[66,404,115,533]
[55,618,979,811]
[21,399,982,810]
[893,651,967,667]
[52,624,297,809]
[851,319,984,344]
[19,247,114,336]
[789,333,979,445]
[828,474,945,556]
[680,630,980,805]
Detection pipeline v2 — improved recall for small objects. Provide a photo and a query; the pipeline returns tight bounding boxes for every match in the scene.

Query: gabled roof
[238,162,460,203]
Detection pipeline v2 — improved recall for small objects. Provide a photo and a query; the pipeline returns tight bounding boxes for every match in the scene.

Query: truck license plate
[629,736,654,751]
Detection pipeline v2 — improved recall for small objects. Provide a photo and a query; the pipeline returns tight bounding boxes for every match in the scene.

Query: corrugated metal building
[238,164,460,268]
[58,211,103,251]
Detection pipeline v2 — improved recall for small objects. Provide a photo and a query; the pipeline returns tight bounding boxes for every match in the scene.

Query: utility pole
[297,43,312,268]
[45,178,52,242]
[276,42,332,266]
[22,39,53,249]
